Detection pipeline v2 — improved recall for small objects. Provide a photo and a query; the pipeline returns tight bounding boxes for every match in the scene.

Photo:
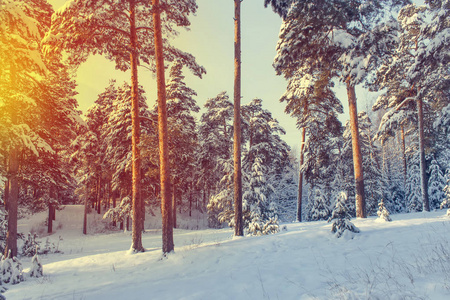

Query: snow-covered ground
[7,206,450,299]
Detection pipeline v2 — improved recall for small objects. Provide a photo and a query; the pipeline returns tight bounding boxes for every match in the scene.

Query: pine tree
[245,156,279,235]
[328,192,360,238]
[165,61,200,228]
[233,0,244,237]
[305,186,331,222]
[201,92,234,227]
[428,158,446,210]
[377,199,392,222]
[280,67,343,222]
[0,0,81,257]
[406,160,423,212]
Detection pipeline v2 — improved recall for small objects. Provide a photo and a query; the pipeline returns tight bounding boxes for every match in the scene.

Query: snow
[7,206,450,299]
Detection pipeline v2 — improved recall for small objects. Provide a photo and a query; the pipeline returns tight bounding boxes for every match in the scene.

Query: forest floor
[6,205,450,299]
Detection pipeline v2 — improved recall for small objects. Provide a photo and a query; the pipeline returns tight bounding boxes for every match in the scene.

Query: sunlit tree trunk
[346,82,366,218]
[5,146,19,257]
[233,0,244,236]
[153,0,174,254]
[129,0,144,252]
[417,97,429,212]
[3,178,9,211]
[297,127,306,222]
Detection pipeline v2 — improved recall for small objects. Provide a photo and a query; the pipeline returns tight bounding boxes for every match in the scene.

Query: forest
[0,0,449,298]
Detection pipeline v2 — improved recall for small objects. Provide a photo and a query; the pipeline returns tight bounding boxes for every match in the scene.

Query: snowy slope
[7,206,450,300]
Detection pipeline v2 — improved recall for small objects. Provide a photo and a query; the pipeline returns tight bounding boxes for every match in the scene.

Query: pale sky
[47,0,376,151]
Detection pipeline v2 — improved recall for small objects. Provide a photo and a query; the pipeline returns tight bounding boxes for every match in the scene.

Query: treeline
[270,0,449,222]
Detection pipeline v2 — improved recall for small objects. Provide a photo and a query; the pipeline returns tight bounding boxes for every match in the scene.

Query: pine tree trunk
[5,147,19,257]
[418,97,430,211]
[346,82,366,218]
[297,127,306,222]
[112,189,117,227]
[233,0,244,237]
[153,0,174,254]
[96,175,101,214]
[48,203,53,234]
[3,178,9,211]
[129,0,144,252]
[172,188,177,229]
[83,196,87,235]
[400,125,407,186]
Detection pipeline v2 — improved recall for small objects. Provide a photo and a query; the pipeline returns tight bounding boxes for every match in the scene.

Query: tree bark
[297,127,306,222]
[129,0,144,252]
[3,178,9,211]
[153,0,174,254]
[418,97,430,211]
[346,82,366,218]
[83,196,88,235]
[5,147,19,257]
[172,188,177,228]
[233,0,244,237]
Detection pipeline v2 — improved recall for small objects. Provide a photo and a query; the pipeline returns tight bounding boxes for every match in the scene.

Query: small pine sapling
[29,250,43,278]
[377,199,392,222]
[328,192,360,238]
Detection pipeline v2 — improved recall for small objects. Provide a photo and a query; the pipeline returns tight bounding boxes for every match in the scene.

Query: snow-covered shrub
[103,196,132,229]
[377,199,392,222]
[328,192,360,238]
[0,209,7,254]
[29,254,43,278]
[0,252,24,284]
[21,233,41,257]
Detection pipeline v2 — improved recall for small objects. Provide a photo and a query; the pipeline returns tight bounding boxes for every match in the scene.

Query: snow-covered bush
[29,253,43,278]
[0,252,24,284]
[440,169,450,209]
[377,199,392,222]
[0,209,7,254]
[328,192,360,238]
[21,233,41,257]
